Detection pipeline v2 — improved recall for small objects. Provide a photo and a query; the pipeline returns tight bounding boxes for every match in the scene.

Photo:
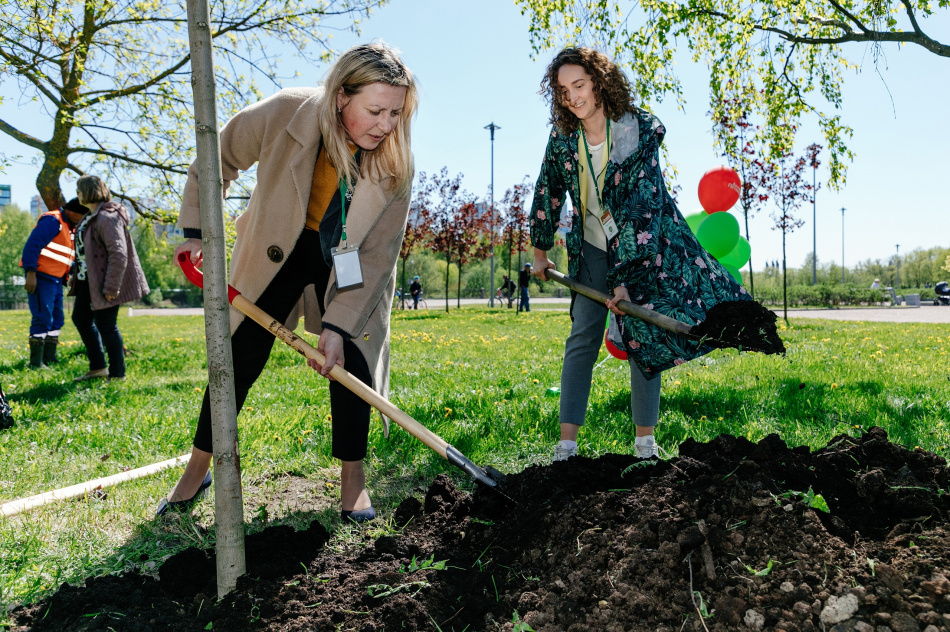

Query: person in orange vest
[20,198,88,368]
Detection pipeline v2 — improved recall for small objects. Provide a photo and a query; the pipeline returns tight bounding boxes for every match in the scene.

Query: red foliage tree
[766,137,816,322]
[713,101,771,297]
[418,168,474,311]
[398,178,434,309]
[451,200,491,308]
[500,178,533,297]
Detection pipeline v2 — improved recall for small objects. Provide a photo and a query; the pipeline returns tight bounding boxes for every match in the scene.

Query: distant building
[0,185,10,209]
[30,195,48,217]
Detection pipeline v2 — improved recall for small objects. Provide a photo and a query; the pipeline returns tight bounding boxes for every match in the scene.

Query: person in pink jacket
[70,175,149,381]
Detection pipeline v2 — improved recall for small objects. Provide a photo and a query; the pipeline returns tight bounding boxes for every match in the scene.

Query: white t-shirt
[583,139,608,251]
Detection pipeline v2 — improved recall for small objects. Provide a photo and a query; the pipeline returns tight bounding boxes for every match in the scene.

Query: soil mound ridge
[12,427,950,631]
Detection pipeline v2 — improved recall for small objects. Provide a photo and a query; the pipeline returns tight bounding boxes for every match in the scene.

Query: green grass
[1,307,948,615]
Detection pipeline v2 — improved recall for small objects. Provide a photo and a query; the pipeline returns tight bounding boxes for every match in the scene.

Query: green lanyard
[338,148,361,245]
[580,118,611,208]
[339,177,349,244]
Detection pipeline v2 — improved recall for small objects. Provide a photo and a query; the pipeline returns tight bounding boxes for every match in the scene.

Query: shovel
[544,269,785,355]
[177,252,507,492]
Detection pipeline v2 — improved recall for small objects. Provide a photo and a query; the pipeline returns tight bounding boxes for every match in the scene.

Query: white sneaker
[634,435,659,459]
[554,440,578,462]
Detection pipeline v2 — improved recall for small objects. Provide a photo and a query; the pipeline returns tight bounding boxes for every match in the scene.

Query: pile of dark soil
[12,427,950,631]
[692,300,786,355]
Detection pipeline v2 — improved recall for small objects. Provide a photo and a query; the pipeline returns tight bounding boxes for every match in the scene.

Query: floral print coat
[529,110,751,377]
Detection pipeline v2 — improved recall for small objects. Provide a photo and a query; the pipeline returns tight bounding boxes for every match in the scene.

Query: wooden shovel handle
[230,295,450,459]
[545,269,696,339]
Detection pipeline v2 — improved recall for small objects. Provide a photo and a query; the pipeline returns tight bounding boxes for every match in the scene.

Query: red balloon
[698,166,741,213]
[604,332,628,360]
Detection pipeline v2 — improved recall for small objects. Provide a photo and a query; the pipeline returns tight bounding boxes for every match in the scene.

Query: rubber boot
[43,335,59,365]
[28,337,46,369]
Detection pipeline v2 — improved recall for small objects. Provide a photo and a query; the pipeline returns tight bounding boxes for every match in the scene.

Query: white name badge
[600,210,619,240]
[331,245,364,290]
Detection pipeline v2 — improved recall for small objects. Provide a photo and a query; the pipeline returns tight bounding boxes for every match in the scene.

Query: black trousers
[192,230,373,461]
[72,281,125,377]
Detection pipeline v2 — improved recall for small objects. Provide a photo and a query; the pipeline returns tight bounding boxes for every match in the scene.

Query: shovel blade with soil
[545,269,785,355]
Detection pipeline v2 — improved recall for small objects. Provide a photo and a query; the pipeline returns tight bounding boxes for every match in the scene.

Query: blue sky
[2,0,948,270]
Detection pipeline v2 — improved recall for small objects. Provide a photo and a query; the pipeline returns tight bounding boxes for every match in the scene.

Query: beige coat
[178,87,411,407]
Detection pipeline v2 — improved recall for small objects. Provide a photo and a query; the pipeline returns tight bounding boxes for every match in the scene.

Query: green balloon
[722,263,743,284]
[684,210,708,234]
[696,212,740,259]
[719,236,751,269]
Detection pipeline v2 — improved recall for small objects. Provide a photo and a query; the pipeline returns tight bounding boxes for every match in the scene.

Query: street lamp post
[484,122,500,307]
[895,244,901,289]
[840,207,846,284]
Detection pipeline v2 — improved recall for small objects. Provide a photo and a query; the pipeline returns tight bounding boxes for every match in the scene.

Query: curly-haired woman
[529,47,751,462]
[159,43,417,522]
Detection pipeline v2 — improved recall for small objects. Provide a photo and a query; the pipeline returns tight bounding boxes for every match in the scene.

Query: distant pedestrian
[70,175,149,382]
[410,275,422,309]
[870,278,881,290]
[499,275,516,307]
[20,198,87,368]
[518,263,531,312]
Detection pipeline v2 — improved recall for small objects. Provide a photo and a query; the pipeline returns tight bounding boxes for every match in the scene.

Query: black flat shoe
[341,506,375,524]
[156,470,212,516]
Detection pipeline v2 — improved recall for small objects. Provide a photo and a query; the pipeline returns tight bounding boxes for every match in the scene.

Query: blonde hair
[76,175,112,204]
[319,42,417,195]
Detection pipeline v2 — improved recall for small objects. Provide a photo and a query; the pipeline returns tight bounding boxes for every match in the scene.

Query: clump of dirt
[692,300,786,355]
[12,427,950,631]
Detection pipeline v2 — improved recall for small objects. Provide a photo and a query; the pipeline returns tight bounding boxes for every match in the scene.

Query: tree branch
[69,146,188,175]
[825,0,872,35]
[899,0,924,35]
[0,118,48,151]
[692,6,950,57]
[0,47,64,106]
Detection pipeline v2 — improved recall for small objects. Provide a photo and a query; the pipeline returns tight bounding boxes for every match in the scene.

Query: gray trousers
[560,241,661,427]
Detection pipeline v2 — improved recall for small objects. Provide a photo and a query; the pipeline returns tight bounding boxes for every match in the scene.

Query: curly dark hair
[540,47,638,136]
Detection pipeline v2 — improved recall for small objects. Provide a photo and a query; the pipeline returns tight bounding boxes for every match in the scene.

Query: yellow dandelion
[832,383,838,389]
[673,380,681,386]
[532,379,539,384]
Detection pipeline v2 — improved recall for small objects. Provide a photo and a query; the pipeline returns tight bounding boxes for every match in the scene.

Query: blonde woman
[159,43,417,522]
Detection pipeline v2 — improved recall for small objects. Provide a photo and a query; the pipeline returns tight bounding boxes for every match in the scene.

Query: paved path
[780,306,950,324]
[129,303,950,324]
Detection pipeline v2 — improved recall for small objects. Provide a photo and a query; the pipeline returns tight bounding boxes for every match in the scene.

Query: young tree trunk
[743,205,755,298]
[400,256,407,310]
[186,0,245,598]
[782,226,788,324]
[457,258,463,309]
[507,231,513,295]
[444,250,451,312]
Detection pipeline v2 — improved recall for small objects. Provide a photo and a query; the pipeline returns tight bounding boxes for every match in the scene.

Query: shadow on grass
[7,381,75,405]
[89,464,433,595]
